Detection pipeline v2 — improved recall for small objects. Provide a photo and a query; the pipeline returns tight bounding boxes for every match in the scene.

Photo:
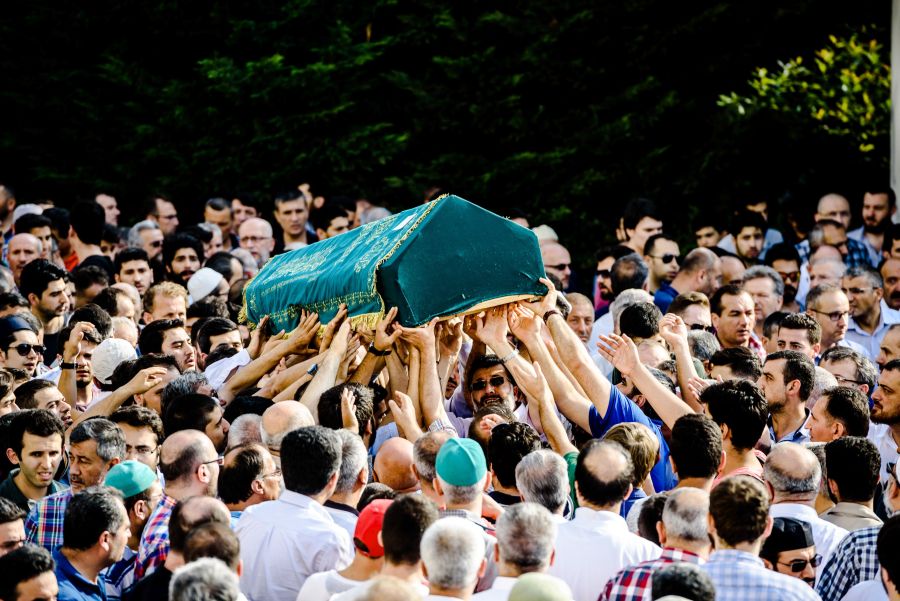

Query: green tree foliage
[719,27,890,162]
[0,1,888,263]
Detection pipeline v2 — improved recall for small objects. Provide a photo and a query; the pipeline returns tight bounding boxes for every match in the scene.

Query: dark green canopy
[242,194,547,331]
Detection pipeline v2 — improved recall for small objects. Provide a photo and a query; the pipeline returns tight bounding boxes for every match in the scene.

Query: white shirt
[205,348,251,390]
[324,504,358,541]
[237,490,353,601]
[549,507,660,601]
[842,578,888,601]
[295,569,361,601]
[331,579,430,601]
[868,422,899,484]
[768,503,848,575]
[844,300,900,361]
[472,576,518,601]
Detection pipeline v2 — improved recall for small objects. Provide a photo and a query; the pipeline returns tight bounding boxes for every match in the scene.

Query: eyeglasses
[842,287,873,296]
[649,254,680,264]
[832,374,864,386]
[126,445,159,457]
[202,457,224,467]
[809,309,849,323]
[260,468,282,480]
[10,343,44,356]
[688,323,716,334]
[778,554,822,572]
[545,263,571,272]
[241,236,272,245]
[470,375,508,392]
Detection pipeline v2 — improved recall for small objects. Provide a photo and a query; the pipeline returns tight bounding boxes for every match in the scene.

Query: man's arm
[398,319,449,426]
[509,360,577,456]
[58,322,97,413]
[67,367,169,435]
[298,320,352,420]
[658,313,703,412]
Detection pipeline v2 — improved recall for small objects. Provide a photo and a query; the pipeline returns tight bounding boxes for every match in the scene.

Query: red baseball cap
[353,499,393,558]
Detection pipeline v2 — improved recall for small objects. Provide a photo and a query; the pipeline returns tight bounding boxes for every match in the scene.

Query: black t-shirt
[123,567,172,601]
[42,330,61,366]
[78,254,116,281]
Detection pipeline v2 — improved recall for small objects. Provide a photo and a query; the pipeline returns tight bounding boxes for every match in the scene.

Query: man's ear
[6,448,19,466]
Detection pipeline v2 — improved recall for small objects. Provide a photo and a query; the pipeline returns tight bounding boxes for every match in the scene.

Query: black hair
[381,493,440,565]
[651,563,716,601]
[670,413,722,479]
[878,515,900,591]
[217,443,267,504]
[281,426,341,495]
[68,303,113,340]
[204,252,239,283]
[732,209,767,237]
[820,347,878,391]
[825,436,881,503]
[709,476,770,546]
[162,234,203,269]
[312,203,350,233]
[8,409,64,458]
[357,483,398,512]
[0,544,55,601]
[222,396,274,425]
[187,296,230,321]
[618,302,661,340]
[709,283,746,315]
[611,253,649,297]
[764,242,802,267]
[14,213,51,236]
[0,292,29,313]
[778,313,822,346]
[204,346,239,368]
[72,265,110,295]
[466,354,516,391]
[702,380,768,451]
[18,259,68,300]
[821,386,870,437]
[138,318,184,355]
[63,486,125,551]
[70,201,106,245]
[183,522,241,571]
[622,198,661,231]
[91,287,129,318]
[163,393,219,437]
[43,207,70,237]
[14,379,58,410]
[487,422,541,488]
[765,350,816,400]
[196,317,239,355]
[708,346,762,381]
[642,233,675,257]
[0,496,25,524]
[182,224,213,245]
[109,406,165,448]
[273,190,306,208]
[762,311,788,341]
[114,247,151,275]
[168,497,230,554]
[575,440,634,507]
[102,223,121,246]
[637,493,668,545]
[317,383,375,439]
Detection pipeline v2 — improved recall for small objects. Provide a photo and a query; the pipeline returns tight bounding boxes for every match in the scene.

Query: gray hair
[742,266,785,297]
[229,248,258,276]
[611,289,653,334]
[169,557,240,601]
[845,265,883,289]
[198,222,221,237]
[226,414,261,450]
[804,442,830,498]
[413,430,455,485]
[437,478,483,506]
[70,418,126,463]
[764,443,821,496]
[334,429,367,494]
[359,207,392,225]
[662,488,710,543]
[687,330,720,362]
[805,282,843,310]
[496,503,557,572]
[162,372,211,409]
[820,346,878,390]
[515,450,569,514]
[127,220,160,248]
[809,367,838,408]
[421,518,486,590]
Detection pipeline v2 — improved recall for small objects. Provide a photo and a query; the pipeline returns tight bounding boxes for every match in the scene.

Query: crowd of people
[0,185,898,601]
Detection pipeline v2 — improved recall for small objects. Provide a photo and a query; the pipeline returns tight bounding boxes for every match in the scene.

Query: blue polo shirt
[587,385,677,492]
[653,281,680,314]
[53,547,108,601]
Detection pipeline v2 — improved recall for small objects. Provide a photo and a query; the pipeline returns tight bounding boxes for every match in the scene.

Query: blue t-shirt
[587,385,677,492]
[653,281,679,314]
[54,547,108,601]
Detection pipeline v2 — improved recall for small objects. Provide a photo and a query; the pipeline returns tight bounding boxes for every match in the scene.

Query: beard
[871,403,900,425]
[783,285,797,304]
[864,218,891,234]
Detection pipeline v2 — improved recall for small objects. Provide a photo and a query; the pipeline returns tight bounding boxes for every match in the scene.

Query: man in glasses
[145,196,179,237]
[742,266,784,341]
[765,243,803,313]
[0,315,43,378]
[238,217,276,268]
[217,443,281,527]
[653,248,721,313]
[842,265,900,361]
[760,517,819,587]
[540,241,572,291]
[110,406,164,473]
[466,355,519,414]
[0,497,25,557]
[114,248,154,297]
[819,346,877,396]
[642,234,680,295]
[19,260,70,365]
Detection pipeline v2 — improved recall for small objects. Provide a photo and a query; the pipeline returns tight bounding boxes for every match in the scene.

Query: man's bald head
[763,442,821,501]
[374,437,418,492]
[574,440,634,510]
[261,401,314,455]
[816,193,851,229]
[238,217,273,238]
[7,233,42,282]
[160,429,217,484]
[540,242,572,289]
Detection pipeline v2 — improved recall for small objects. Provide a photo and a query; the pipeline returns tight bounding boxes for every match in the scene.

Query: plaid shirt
[599,547,703,601]
[703,549,820,601]
[24,489,73,551]
[135,493,177,579]
[816,525,880,601]
[796,237,871,267]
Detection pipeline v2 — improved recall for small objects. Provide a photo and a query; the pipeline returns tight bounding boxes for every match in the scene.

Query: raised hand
[521,277,557,318]
[341,387,360,432]
[126,367,169,395]
[247,315,272,359]
[397,318,438,352]
[374,307,402,353]
[437,317,464,358]
[658,313,689,347]
[284,310,321,354]
[473,305,509,347]
[596,333,641,377]
[508,304,542,344]
[320,304,349,352]
[329,320,353,358]
[63,322,97,363]
[388,391,422,440]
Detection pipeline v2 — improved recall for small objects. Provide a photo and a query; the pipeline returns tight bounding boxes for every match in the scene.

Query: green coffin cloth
[242,195,547,331]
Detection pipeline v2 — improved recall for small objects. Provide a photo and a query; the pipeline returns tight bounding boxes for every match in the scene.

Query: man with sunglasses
[0,315,43,378]
[540,241,572,291]
[653,248,721,313]
[642,234,680,295]
[467,355,519,415]
[760,517,819,587]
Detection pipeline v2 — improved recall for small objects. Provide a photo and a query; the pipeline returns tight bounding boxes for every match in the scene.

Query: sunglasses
[11,343,44,356]
[149,240,163,248]
[470,375,508,392]
[689,324,716,334]
[778,554,822,573]
[650,254,680,264]
[597,269,611,279]
[545,263,571,271]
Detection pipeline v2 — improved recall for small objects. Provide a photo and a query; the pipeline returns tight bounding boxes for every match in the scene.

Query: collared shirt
[0,469,66,514]
[236,490,353,601]
[323,500,359,541]
[847,226,882,267]
[703,549,820,601]
[472,576,518,601]
[25,488,74,550]
[103,547,137,601]
[587,386,676,492]
[816,525,880,601]
[549,507,660,601]
[767,409,811,445]
[842,579,889,601]
[845,300,900,362]
[600,547,704,601]
[868,423,900,485]
[820,502,882,532]
[653,281,680,314]
[54,547,108,601]
[135,493,177,579]
[769,503,848,573]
